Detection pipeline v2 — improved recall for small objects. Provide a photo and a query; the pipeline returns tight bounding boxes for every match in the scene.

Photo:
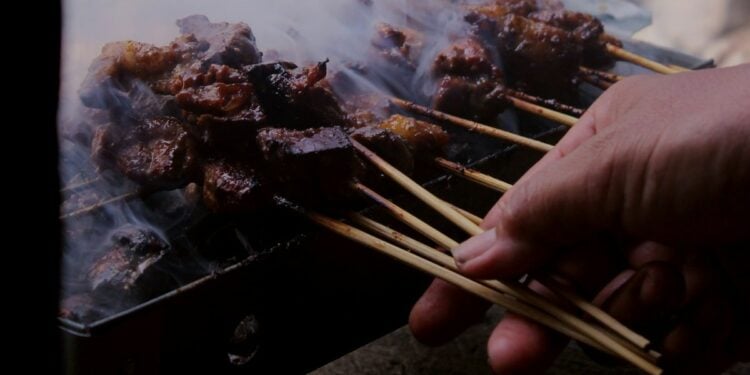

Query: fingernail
[453,228,497,265]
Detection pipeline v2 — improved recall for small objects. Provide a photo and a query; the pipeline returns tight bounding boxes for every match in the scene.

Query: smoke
[58,0,491,322]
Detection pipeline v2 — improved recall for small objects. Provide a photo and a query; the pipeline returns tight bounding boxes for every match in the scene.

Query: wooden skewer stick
[323,212,661,374]
[506,96,578,127]
[507,90,585,117]
[427,161,655,351]
[354,182,459,249]
[308,212,622,358]
[355,142,651,352]
[59,191,139,220]
[606,44,681,75]
[435,158,513,193]
[351,140,483,236]
[668,64,691,73]
[61,177,102,193]
[537,276,654,352]
[389,98,554,153]
[349,212,660,364]
[581,74,613,90]
[580,66,623,82]
[446,202,483,226]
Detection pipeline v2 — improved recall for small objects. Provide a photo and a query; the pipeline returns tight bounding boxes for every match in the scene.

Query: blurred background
[634,0,749,67]
[313,1,749,374]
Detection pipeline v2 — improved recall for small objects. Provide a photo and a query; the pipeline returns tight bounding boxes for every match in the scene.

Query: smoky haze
[58,0,486,322]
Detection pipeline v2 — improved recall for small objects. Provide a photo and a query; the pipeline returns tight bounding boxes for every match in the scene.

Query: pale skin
[409,64,750,374]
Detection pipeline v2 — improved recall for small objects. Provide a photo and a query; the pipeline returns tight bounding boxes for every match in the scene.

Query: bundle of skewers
[60,1,697,373]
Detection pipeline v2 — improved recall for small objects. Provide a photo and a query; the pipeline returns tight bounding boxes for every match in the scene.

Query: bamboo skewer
[59,191,140,220]
[581,74,613,90]
[353,144,654,353]
[61,177,102,193]
[427,161,655,350]
[507,90,584,117]
[351,140,483,236]
[446,203,483,226]
[606,44,681,75]
[389,98,555,153]
[349,212,659,364]
[506,96,578,127]
[308,212,626,358]
[310,211,661,374]
[435,158,513,193]
[668,64,691,73]
[580,66,623,82]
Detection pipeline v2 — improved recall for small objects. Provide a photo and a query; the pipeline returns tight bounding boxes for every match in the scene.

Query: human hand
[409,64,750,374]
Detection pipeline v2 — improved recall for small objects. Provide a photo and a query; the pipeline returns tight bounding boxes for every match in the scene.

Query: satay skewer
[353,143,653,353]
[580,66,623,82]
[506,96,578,127]
[348,212,660,367]
[59,191,140,220]
[389,98,555,153]
[507,90,585,117]
[306,211,663,371]
[606,44,681,75]
[428,158,654,349]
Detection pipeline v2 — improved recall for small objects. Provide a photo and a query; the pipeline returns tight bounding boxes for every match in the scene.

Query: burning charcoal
[257,127,365,203]
[177,15,262,68]
[377,115,450,158]
[87,225,171,299]
[202,160,268,214]
[92,117,200,190]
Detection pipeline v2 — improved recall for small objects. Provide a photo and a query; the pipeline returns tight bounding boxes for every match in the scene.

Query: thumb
[453,126,627,279]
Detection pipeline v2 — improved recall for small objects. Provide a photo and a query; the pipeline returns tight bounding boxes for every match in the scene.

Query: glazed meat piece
[202,160,268,214]
[175,64,267,151]
[80,15,261,114]
[432,76,510,122]
[257,127,365,203]
[350,126,415,176]
[340,93,392,129]
[371,23,425,70]
[87,225,171,298]
[91,117,199,190]
[496,14,583,99]
[431,38,510,122]
[176,15,262,68]
[529,10,621,67]
[433,38,498,78]
[378,115,450,158]
[246,61,349,127]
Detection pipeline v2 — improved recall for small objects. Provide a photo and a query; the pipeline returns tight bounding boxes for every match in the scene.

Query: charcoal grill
[58,40,712,374]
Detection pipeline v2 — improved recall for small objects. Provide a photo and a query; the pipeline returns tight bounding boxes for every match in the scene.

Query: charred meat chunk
[433,38,499,78]
[87,225,171,298]
[496,14,583,99]
[528,9,621,67]
[350,126,415,176]
[371,23,425,71]
[91,117,199,189]
[431,38,510,122]
[247,61,349,127]
[175,65,267,151]
[177,15,262,68]
[432,76,510,122]
[378,115,450,158]
[202,160,268,214]
[257,127,364,203]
